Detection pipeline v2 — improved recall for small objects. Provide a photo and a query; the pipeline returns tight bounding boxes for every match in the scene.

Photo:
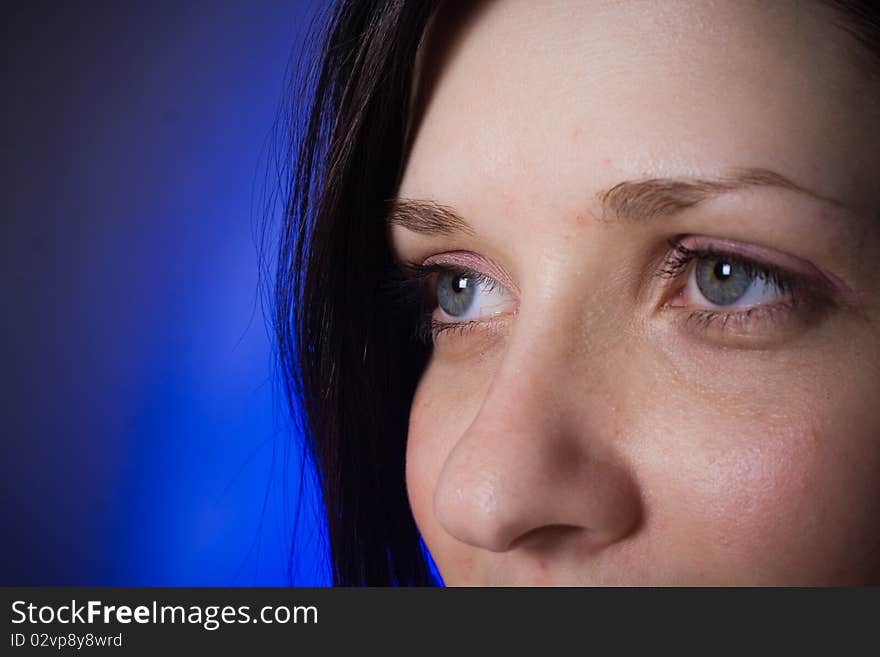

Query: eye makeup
[421,251,519,293]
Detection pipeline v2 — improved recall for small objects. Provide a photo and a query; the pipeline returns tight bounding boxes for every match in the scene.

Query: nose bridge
[432,309,641,553]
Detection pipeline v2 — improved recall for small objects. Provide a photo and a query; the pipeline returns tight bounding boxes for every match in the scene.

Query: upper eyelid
[671,235,836,281]
[421,251,520,294]
[687,248,788,272]
[403,261,494,287]
[434,264,500,289]
[659,245,795,280]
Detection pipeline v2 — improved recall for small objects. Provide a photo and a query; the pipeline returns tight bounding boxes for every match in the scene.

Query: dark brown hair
[273,0,878,586]
[275,0,440,585]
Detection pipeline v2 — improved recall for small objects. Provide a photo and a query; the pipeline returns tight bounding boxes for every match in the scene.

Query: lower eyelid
[429,312,513,345]
[670,291,832,346]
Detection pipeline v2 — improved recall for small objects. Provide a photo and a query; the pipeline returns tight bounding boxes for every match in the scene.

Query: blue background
[3,0,331,585]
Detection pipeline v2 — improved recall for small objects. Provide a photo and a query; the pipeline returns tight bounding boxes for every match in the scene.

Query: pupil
[714,261,732,280]
[454,276,468,292]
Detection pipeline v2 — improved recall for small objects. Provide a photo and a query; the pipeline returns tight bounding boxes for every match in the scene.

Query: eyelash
[658,242,789,289]
[388,262,499,344]
[389,241,823,345]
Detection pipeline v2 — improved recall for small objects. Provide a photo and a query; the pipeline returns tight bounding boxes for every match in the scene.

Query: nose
[432,327,642,554]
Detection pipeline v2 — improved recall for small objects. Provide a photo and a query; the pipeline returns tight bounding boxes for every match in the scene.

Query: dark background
[2,0,330,584]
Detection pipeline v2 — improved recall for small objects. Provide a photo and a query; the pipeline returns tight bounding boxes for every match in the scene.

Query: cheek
[760,405,880,583]
[636,357,880,584]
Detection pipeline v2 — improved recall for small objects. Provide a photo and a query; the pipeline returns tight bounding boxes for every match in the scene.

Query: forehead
[399,0,877,215]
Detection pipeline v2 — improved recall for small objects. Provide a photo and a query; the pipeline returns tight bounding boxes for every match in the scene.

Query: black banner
[1,587,876,653]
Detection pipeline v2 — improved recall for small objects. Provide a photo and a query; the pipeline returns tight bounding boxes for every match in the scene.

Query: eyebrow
[387,167,845,235]
[387,197,476,236]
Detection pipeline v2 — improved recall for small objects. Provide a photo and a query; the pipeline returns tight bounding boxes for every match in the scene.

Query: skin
[390,0,880,585]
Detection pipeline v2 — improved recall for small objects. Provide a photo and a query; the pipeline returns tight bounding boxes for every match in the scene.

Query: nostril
[506,524,584,553]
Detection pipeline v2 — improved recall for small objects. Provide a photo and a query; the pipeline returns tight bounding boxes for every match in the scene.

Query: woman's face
[391,0,880,585]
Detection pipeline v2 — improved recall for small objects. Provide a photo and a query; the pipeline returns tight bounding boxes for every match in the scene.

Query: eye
[660,240,799,313]
[385,258,517,345]
[687,256,788,309]
[656,237,839,342]
[435,268,511,322]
